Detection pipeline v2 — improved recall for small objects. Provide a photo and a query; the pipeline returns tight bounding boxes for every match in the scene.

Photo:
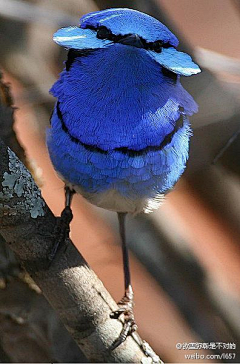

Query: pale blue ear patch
[53,27,112,49]
[148,48,201,76]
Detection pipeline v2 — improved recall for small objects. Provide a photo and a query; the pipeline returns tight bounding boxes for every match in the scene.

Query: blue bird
[47,8,200,349]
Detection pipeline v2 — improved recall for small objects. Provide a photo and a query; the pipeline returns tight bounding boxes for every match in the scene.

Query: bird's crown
[80,8,178,47]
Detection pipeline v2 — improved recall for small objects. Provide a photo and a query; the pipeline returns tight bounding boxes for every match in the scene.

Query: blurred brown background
[0,0,240,362]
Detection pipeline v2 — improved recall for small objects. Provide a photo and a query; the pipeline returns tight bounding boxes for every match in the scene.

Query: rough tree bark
[0,74,161,362]
[0,71,87,363]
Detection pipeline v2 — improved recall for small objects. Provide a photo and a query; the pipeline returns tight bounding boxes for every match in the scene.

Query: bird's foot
[48,206,73,265]
[110,285,138,350]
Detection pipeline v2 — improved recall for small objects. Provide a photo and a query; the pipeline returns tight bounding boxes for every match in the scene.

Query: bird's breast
[47,105,191,213]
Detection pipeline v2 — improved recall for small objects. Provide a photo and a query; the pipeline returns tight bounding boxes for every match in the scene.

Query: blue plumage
[47,8,200,213]
[80,8,179,46]
[50,45,197,150]
[47,106,190,198]
[53,27,112,49]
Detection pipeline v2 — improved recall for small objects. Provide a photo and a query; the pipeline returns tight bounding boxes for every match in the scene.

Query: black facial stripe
[56,102,185,156]
[84,25,173,52]
[66,48,97,71]
[162,67,178,83]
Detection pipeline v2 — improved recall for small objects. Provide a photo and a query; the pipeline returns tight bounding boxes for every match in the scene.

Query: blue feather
[54,22,200,77]
[80,8,179,46]
[47,8,201,212]
[149,48,201,76]
[53,27,112,49]
[50,45,197,150]
[47,107,191,197]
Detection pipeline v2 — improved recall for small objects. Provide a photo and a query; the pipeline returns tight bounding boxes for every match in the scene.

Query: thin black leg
[48,186,75,264]
[110,212,137,350]
[118,212,130,291]
[64,185,75,208]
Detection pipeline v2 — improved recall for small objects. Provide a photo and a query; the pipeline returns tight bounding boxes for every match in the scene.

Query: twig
[195,47,240,75]
[0,0,78,26]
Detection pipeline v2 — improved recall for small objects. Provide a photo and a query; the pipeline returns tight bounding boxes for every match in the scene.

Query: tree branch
[0,71,87,362]
[0,138,161,362]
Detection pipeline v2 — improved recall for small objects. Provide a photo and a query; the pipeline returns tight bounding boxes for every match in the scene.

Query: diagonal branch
[0,71,87,362]
[0,138,161,363]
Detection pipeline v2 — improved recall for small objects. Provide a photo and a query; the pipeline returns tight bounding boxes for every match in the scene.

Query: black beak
[118,34,144,48]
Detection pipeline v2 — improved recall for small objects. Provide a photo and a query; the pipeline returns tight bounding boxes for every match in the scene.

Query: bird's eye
[97,26,113,40]
[152,41,163,53]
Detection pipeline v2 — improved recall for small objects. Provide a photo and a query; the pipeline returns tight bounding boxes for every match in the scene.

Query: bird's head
[53,8,201,77]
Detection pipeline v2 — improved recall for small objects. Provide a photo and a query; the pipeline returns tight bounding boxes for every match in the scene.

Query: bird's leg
[48,186,75,263]
[110,212,138,349]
